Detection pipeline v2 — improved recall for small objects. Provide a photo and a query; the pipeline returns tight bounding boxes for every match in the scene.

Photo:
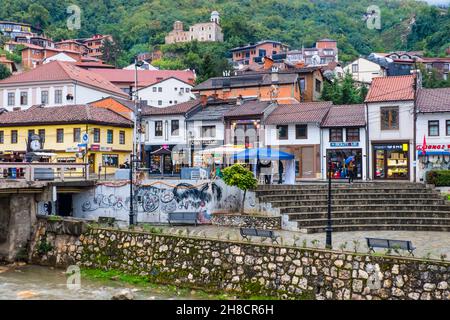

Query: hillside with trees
[1,0,449,79]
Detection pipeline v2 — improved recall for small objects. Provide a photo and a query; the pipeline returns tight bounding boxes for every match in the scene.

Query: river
[0,264,206,300]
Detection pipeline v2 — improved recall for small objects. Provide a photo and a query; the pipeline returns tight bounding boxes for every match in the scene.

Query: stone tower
[211,11,220,25]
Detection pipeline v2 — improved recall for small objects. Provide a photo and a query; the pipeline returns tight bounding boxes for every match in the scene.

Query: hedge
[426,170,450,186]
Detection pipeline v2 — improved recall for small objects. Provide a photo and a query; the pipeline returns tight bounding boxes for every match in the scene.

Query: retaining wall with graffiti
[73,179,244,224]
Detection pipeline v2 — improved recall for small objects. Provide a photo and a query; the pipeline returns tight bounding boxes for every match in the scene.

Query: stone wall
[211,214,281,230]
[30,217,450,300]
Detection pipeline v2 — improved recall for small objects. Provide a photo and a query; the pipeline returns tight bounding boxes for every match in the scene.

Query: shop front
[281,145,321,179]
[372,142,410,180]
[190,139,224,168]
[145,144,190,176]
[325,142,363,180]
[416,143,450,182]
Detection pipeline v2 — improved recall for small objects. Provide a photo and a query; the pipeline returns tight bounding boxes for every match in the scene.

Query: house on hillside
[0,61,128,111]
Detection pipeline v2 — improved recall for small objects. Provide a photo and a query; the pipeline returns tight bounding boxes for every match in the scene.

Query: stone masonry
[211,214,281,230]
[30,217,450,300]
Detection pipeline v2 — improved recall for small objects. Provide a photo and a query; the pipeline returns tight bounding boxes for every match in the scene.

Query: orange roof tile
[0,61,127,97]
[365,75,415,103]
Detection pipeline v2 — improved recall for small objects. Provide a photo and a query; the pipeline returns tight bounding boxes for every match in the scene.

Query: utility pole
[326,153,332,249]
[413,58,418,183]
[129,153,134,225]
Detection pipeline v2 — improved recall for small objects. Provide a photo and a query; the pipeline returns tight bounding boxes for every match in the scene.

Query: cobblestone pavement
[152,225,450,261]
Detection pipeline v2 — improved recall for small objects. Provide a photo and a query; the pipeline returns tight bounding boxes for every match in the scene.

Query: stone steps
[256,182,450,233]
[295,217,450,228]
[270,198,447,207]
[287,210,450,220]
[259,193,442,201]
[300,224,450,234]
[280,204,450,214]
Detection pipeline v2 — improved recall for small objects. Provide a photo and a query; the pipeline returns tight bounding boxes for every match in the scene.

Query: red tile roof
[88,69,196,86]
[141,99,201,116]
[321,104,366,127]
[417,88,450,113]
[0,61,127,97]
[0,104,133,127]
[265,101,332,125]
[365,75,415,103]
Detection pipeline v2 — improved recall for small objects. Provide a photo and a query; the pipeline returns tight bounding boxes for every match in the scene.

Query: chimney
[271,67,279,84]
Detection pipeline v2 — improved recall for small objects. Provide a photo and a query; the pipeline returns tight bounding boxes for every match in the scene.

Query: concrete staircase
[255,182,450,233]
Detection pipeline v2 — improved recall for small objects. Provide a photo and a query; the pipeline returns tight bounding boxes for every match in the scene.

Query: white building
[365,75,416,181]
[343,57,385,84]
[43,52,77,64]
[416,88,450,182]
[123,61,158,71]
[265,102,332,180]
[137,77,195,108]
[320,104,368,180]
[142,100,201,175]
[0,61,127,110]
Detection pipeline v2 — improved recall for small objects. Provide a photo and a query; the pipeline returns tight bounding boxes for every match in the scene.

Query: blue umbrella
[345,156,355,165]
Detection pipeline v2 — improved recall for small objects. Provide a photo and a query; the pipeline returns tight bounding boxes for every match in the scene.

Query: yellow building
[0,104,133,174]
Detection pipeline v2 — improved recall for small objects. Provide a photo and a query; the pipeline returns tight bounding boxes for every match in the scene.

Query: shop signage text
[330,142,359,147]
[416,144,450,151]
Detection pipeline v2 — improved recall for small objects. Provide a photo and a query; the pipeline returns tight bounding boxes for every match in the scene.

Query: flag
[422,135,427,156]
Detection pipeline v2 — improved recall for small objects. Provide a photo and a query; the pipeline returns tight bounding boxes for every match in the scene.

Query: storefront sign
[99,146,112,152]
[373,144,408,151]
[416,144,450,151]
[90,144,100,151]
[330,142,359,148]
[66,147,80,152]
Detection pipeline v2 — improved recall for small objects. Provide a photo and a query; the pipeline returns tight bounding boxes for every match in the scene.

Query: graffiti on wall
[79,181,225,223]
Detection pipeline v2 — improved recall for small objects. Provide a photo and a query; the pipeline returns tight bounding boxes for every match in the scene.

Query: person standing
[278,160,284,184]
[348,160,355,184]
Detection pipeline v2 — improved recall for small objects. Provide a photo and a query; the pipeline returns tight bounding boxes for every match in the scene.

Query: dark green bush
[426,170,450,186]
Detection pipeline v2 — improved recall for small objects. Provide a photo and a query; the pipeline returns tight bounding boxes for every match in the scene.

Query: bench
[366,237,416,256]
[240,227,279,243]
[167,212,198,226]
[98,216,116,227]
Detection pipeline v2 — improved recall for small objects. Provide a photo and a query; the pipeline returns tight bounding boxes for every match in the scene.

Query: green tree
[222,164,258,213]
[321,72,366,104]
[101,38,123,67]
[0,64,12,80]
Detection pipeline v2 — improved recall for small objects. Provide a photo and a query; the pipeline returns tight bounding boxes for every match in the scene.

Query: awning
[151,147,171,156]
[234,147,295,161]
[418,151,450,156]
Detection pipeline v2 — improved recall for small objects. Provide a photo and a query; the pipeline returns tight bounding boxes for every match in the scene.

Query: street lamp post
[325,153,333,249]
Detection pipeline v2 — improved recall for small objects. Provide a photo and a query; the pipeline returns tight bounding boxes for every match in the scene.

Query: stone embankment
[29,216,449,300]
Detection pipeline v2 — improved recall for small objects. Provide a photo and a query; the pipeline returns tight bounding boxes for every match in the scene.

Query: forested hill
[1,0,449,68]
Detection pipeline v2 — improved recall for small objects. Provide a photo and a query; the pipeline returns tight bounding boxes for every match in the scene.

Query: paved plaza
[149,225,450,261]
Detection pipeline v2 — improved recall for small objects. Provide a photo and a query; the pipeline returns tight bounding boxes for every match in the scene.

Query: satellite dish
[311,54,321,66]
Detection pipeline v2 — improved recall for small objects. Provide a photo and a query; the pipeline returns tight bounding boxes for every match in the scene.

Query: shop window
[328,149,362,180]
[428,120,439,137]
[277,125,289,140]
[102,154,119,167]
[155,121,163,137]
[330,128,343,142]
[119,131,125,144]
[295,124,307,139]
[446,120,450,136]
[346,128,360,142]
[57,129,64,143]
[171,120,179,136]
[73,128,81,142]
[107,129,114,144]
[374,144,409,180]
[201,126,216,138]
[381,107,399,130]
[11,130,17,144]
[93,128,100,143]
